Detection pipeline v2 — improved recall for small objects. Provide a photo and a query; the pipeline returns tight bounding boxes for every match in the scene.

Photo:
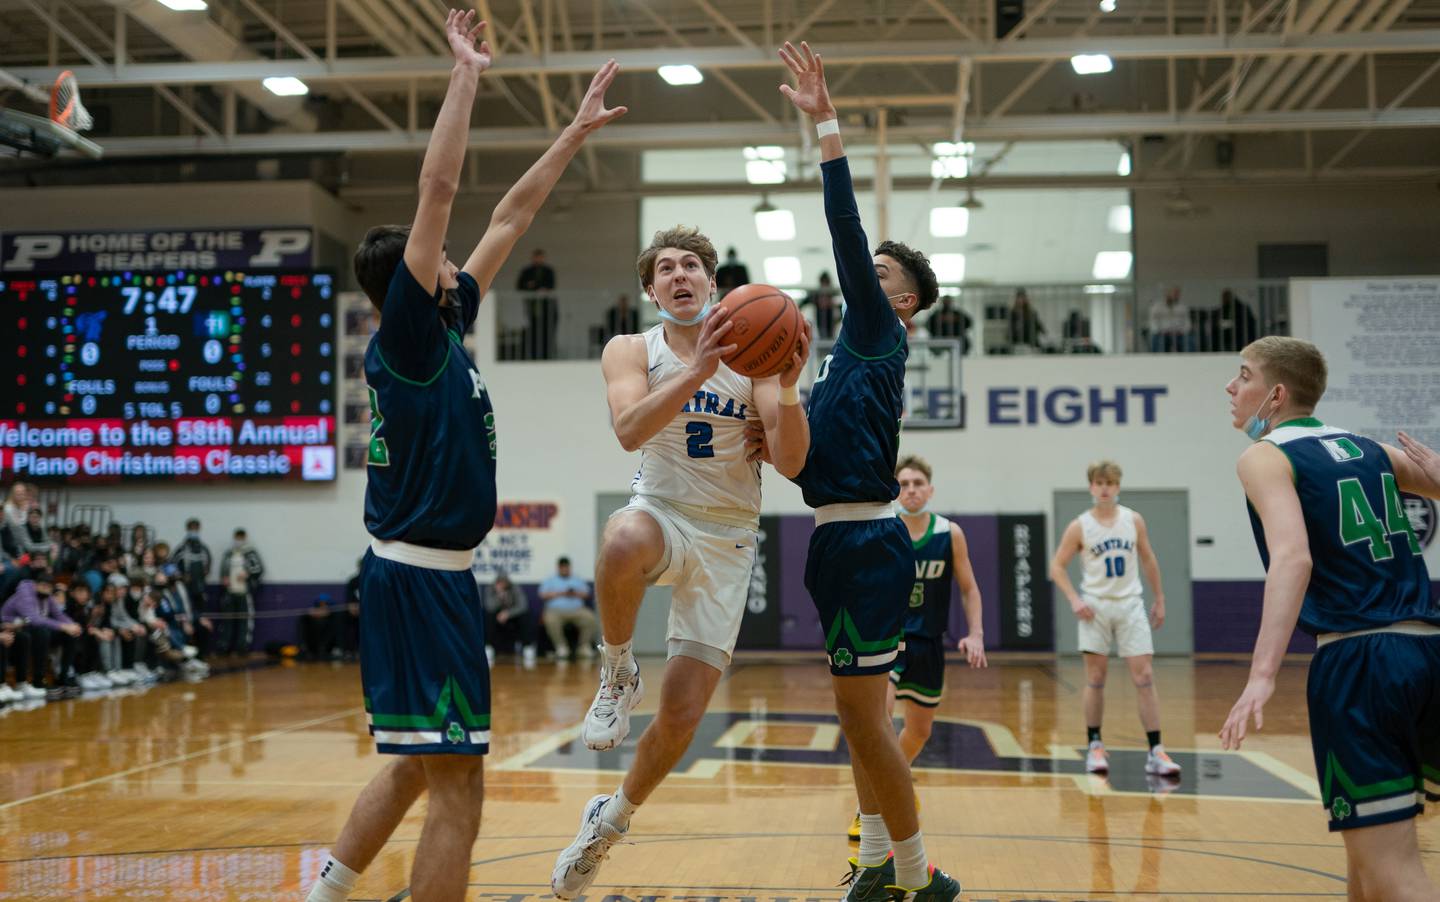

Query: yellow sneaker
[915,790,922,813]
[847,810,861,841]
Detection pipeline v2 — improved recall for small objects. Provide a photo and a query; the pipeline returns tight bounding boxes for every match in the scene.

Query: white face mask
[896,499,930,516]
[1091,490,1120,507]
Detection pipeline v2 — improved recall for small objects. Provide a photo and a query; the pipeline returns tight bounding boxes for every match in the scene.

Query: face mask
[1243,386,1280,442]
[885,292,913,309]
[653,288,712,326]
[896,500,930,516]
[187,531,199,540]
[1091,491,1120,507]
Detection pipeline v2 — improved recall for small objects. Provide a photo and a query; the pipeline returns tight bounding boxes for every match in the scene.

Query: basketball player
[549,226,811,899]
[777,40,961,900]
[1049,461,1182,779]
[304,17,627,902]
[1220,337,1439,899]
[846,454,988,841]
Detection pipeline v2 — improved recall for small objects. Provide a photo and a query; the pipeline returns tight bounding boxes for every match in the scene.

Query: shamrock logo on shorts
[832,648,854,667]
[1331,797,1352,820]
[446,722,465,745]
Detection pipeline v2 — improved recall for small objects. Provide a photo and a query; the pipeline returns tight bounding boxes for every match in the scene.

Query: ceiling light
[1117,151,1132,176]
[763,256,803,285]
[931,253,966,283]
[754,201,796,241]
[1070,54,1114,75]
[263,76,309,96]
[743,145,784,160]
[931,156,968,179]
[745,159,786,185]
[1092,251,1133,280]
[155,0,207,8]
[1099,0,1117,11]
[1107,205,1132,234]
[929,207,970,238]
[658,65,703,86]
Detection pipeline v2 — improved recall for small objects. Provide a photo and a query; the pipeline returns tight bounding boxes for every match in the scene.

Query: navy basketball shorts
[891,634,945,707]
[805,510,912,676]
[1306,630,1440,831]
[360,542,491,756]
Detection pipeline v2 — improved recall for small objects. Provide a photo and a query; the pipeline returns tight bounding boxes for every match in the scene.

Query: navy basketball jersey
[1248,419,1435,634]
[905,513,954,638]
[364,261,498,550]
[794,156,907,508]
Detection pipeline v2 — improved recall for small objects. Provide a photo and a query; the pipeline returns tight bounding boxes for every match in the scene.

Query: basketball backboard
[0,107,103,159]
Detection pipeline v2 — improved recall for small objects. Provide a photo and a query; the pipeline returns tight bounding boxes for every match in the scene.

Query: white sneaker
[551,794,626,900]
[111,670,135,685]
[1146,746,1182,777]
[581,658,643,751]
[77,673,101,691]
[132,662,153,678]
[522,645,537,667]
[16,682,47,701]
[92,673,114,690]
[0,685,19,703]
[1085,741,1109,773]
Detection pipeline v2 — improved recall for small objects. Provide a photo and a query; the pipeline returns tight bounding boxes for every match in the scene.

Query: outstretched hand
[1398,431,1440,487]
[445,9,491,72]
[571,59,629,133]
[1219,676,1275,750]
[777,41,835,119]
[688,308,736,383]
[777,320,813,389]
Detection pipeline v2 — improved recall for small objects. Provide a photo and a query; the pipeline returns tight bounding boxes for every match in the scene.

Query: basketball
[715,283,803,378]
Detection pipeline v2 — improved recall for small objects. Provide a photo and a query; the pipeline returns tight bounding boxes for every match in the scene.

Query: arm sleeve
[37,596,74,630]
[456,272,482,334]
[375,259,448,381]
[821,157,903,356]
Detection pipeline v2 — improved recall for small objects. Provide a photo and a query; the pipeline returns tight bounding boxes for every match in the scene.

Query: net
[50,70,93,131]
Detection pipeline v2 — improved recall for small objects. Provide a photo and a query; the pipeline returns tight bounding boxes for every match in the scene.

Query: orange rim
[50,69,77,126]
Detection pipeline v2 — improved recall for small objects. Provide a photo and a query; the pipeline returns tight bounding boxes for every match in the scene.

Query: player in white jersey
[1049,460,1181,779]
[551,226,811,898]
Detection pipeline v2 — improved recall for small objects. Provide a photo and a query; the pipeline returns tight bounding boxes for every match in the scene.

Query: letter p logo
[4,234,64,270]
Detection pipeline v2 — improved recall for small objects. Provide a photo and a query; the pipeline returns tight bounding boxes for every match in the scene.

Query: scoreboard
[1,270,338,482]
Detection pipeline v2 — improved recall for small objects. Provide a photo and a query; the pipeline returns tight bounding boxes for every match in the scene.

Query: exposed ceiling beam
[68,107,1440,156]
[15,30,1440,89]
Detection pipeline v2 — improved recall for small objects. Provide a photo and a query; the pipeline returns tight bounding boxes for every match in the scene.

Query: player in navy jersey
[305,15,627,902]
[1220,336,1440,899]
[778,40,961,901]
[844,455,986,841]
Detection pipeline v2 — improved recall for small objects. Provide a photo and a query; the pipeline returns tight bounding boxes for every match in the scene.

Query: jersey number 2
[686,421,714,459]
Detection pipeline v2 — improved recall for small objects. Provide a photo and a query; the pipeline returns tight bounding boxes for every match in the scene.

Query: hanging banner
[998,513,1053,650]
[1,227,314,272]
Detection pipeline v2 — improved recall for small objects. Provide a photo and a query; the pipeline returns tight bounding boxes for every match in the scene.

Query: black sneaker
[887,865,961,901]
[840,854,894,901]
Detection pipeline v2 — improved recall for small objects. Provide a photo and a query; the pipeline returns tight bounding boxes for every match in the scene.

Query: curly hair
[875,240,939,313]
[636,226,718,289]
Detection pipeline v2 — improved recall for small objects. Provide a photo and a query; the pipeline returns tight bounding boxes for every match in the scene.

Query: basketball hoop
[50,70,93,132]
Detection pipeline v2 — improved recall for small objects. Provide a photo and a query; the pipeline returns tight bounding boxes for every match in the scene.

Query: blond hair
[896,454,933,482]
[1086,460,1123,484]
[636,226,718,288]
[1242,336,1327,410]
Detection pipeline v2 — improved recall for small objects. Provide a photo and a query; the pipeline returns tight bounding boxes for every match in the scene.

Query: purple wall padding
[1191,581,1315,653]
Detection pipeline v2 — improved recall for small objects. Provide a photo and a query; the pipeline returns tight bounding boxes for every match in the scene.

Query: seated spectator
[539,556,597,662]
[485,571,536,666]
[129,547,159,584]
[1148,285,1194,352]
[123,524,150,576]
[108,579,152,680]
[139,589,188,671]
[926,294,972,354]
[1009,288,1046,351]
[22,508,53,559]
[0,622,28,706]
[602,293,640,343]
[0,571,82,698]
[299,595,338,661]
[155,572,211,668]
[153,541,174,577]
[72,581,121,691]
[1210,288,1259,352]
[340,559,362,662]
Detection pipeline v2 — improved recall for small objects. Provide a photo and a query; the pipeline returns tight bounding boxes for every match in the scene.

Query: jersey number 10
[1103,556,1126,578]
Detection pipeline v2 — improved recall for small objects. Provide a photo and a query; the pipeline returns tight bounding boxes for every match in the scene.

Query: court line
[382,827,1351,901]
[0,706,363,812]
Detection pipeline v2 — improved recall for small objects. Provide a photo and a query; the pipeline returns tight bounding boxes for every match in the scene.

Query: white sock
[603,640,634,677]
[857,813,891,867]
[305,854,359,902]
[601,786,638,830]
[893,831,930,890]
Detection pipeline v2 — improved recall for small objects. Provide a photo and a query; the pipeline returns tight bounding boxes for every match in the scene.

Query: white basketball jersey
[1078,505,1143,599]
[630,324,761,525]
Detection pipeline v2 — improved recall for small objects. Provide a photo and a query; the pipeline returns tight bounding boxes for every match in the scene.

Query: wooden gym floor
[0,655,1435,901]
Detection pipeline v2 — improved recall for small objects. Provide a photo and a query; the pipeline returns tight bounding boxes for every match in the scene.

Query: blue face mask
[1243,387,1280,441]
[653,288,711,326]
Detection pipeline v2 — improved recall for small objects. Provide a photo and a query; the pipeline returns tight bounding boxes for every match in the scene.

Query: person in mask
[173,518,212,616]
[1049,460,1180,780]
[217,528,264,657]
[844,454,986,843]
[1220,337,1439,899]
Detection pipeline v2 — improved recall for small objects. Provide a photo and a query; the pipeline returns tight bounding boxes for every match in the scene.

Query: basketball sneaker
[847,810,861,841]
[1145,746,1182,777]
[1085,740,1109,773]
[839,853,894,902]
[886,864,962,901]
[582,659,643,751]
[551,793,626,900]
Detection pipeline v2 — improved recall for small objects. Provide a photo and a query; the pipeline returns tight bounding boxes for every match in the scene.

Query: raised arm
[1133,513,1166,629]
[1220,441,1311,750]
[749,322,812,479]
[602,313,736,453]
[462,61,628,295]
[952,524,987,668]
[404,9,491,296]
[1048,520,1093,622]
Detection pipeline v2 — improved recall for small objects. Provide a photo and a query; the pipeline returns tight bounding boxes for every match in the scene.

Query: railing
[491,280,1291,361]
